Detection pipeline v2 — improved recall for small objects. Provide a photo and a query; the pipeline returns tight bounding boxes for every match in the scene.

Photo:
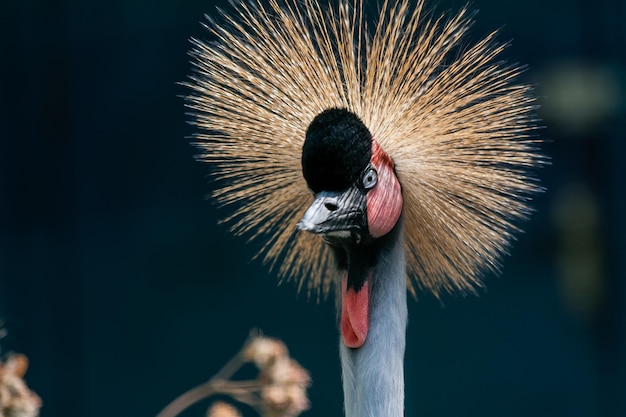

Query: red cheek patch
[367,139,403,238]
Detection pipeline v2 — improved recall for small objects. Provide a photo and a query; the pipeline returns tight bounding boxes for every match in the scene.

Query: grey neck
[338,224,407,417]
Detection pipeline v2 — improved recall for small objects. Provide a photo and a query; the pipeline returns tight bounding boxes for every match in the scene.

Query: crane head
[188,0,544,299]
[298,108,403,248]
[298,108,405,348]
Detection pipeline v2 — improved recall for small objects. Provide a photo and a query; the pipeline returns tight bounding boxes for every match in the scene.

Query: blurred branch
[157,331,310,417]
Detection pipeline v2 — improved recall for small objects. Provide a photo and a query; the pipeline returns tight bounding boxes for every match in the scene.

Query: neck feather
[337,222,407,417]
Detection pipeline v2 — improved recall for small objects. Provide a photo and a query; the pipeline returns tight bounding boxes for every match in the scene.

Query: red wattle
[341,274,369,348]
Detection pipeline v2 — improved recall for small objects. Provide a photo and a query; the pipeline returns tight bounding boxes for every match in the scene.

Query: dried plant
[0,354,41,417]
[157,332,310,417]
[207,401,242,417]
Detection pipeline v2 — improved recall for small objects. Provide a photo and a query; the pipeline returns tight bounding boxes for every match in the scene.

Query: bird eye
[361,168,378,190]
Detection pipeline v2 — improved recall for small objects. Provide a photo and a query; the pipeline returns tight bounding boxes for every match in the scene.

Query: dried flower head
[259,357,310,417]
[261,357,310,386]
[243,337,288,370]
[0,354,41,417]
[206,401,242,417]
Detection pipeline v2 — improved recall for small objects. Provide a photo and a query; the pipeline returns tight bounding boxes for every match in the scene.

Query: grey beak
[298,191,342,233]
[297,188,367,236]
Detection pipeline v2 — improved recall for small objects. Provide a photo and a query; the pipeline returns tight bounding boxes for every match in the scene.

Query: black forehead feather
[302,108,372,193]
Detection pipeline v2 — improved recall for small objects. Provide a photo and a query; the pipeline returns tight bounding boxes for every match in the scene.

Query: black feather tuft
[302,108,372,193]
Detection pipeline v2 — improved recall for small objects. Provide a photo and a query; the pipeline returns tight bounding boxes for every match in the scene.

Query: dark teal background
[1,0,625,416]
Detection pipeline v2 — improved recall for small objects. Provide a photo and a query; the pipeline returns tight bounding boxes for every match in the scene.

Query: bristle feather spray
[186,0,543,299]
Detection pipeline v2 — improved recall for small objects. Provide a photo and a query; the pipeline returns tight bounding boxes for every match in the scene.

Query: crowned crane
[186,0,543,415]
[298,107,407,416]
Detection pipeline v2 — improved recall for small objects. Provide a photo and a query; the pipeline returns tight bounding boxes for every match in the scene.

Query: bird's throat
[341,272,370,348]
[338,221,406,417]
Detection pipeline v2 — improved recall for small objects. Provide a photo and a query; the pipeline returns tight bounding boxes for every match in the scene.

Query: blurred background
[0,0,624,416]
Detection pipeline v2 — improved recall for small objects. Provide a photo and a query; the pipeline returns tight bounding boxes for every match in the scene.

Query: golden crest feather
[186,0,543,298]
